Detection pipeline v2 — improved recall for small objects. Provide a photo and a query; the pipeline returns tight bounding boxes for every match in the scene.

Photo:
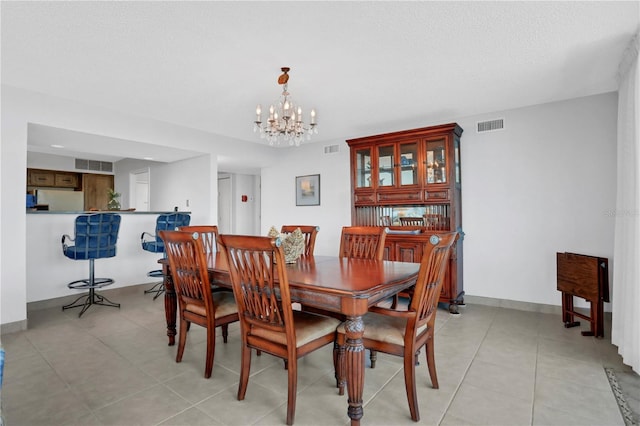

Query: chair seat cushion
[251,311,341,347]
[337,312,427,346]
[185,291,238,319]
[142,240,165,253]
[63,245,116,260]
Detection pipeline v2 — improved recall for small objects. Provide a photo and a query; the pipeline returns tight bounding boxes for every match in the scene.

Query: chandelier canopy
[253,67,318,146]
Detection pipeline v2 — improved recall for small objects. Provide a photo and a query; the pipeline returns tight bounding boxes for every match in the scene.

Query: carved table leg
[345,316,365,425]
[162,263,177,346]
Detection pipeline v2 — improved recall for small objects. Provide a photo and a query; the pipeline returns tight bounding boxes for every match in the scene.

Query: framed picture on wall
[295,174,320,206]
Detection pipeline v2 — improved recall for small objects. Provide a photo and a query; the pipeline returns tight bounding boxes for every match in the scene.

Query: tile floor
[1,284,637,426]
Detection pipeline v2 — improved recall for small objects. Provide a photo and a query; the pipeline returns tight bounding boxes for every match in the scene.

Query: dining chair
[218,234,341,425]
[158,230,239,379]
[338,226,388,260]
[280,225,319,257]
[423,214,445,231]
[334,231,458,422]
[177,225,220,253]
[399,217,425,226]
[177,225,232,297]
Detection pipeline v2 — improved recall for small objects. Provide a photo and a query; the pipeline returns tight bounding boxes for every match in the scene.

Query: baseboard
[463,295,563,315]
[0,319,28,335]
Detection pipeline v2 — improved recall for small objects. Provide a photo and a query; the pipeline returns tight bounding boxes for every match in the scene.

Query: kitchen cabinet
[347,123,464,313]
[54,172,79,188]
[27,169,80,189]
[83,173,114,211]
[28,169,55,187]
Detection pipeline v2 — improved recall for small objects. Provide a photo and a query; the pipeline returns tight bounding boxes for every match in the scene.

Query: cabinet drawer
[377,190,422,204]
[29,171,55,186]
[55,173,79,188]
[424,189,449,200]
[354,191,376,205]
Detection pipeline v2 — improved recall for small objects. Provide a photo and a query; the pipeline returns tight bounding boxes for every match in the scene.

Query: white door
[218,176,232,233]
[130,169,150,211]
[135,182,149,211]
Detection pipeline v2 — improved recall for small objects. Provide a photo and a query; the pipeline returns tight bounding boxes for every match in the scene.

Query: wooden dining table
[160,253,420,425]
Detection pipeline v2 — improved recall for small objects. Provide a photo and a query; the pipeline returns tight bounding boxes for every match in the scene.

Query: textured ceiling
[2,1,639,162]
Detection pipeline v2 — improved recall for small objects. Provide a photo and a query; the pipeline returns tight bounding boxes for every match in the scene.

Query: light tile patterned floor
[1,284,636,425]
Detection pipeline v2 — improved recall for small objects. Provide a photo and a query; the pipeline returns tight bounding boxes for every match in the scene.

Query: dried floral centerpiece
[268,226,305,263]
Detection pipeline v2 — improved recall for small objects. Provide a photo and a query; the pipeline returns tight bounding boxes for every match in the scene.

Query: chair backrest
[218,235,294,346]
[64,213,121,259]
[424,214,447,231]
[338,226,388,260]
[280,225,319,257]
[400,217,424,226]
[409,232,458,329]
[178,225,219,254]
[159,230,215,318]
[155,213,191,242]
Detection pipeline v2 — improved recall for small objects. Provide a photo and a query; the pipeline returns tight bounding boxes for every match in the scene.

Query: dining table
[160,253,420,425]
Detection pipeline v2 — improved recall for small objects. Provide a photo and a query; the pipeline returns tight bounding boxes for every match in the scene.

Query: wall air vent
[324,144,340,154]
[75,158,113,172]
[477,118,505,133]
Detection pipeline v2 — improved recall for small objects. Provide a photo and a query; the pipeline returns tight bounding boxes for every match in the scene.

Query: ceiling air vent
[324,144,340,154]
[75,158,113,172]
[477,118,504,133]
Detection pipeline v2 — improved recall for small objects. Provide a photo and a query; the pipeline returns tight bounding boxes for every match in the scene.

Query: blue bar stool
[141,213,191,299]
[61,213,121,317]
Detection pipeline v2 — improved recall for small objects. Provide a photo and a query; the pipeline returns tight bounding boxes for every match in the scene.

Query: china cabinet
[347,123,464,313]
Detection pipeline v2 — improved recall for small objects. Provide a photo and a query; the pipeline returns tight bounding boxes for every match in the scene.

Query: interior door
[130,169,150,211]
[218,176,232,233]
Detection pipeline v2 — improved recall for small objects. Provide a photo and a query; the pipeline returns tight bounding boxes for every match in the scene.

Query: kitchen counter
[26,211,190,303]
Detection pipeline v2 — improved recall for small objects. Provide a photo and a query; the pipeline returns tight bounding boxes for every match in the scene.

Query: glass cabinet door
[355,147,372,188]
[378,145,395,187]
[399,141,418,186]
[424,138,447,184]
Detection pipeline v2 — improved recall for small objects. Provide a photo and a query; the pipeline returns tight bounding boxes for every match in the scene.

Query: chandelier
[253,67,318,146]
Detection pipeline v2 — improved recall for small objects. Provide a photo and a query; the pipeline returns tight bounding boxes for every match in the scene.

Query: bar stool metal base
[144,269,165,300]
[62,285,120,317]
[62,259,120,317]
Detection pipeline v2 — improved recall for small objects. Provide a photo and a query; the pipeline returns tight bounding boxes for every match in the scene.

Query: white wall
[458,93,617,307]
[27,151,109,174]
[148,155,215,226]
[261,143,352,257]
[261,93,618,308]
[233,173,260,235]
